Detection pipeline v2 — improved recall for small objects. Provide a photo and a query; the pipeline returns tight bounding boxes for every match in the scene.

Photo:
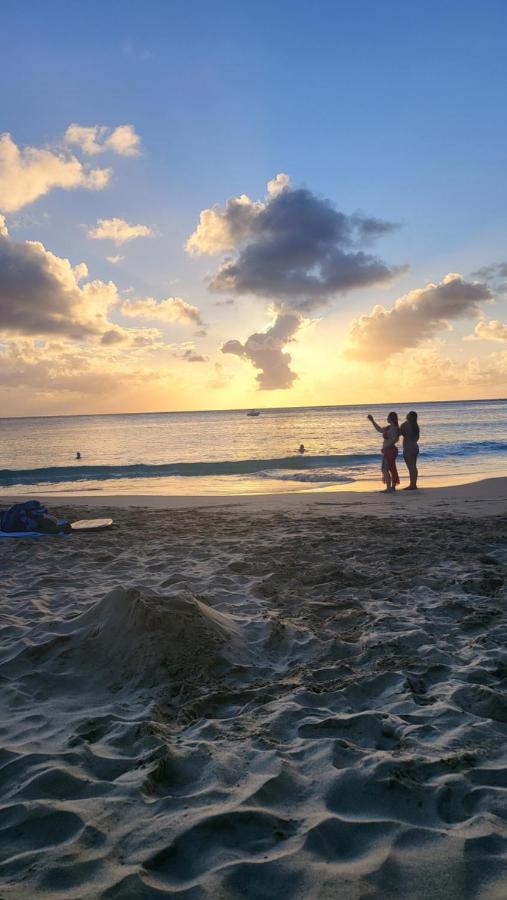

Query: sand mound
[17,587,244,692]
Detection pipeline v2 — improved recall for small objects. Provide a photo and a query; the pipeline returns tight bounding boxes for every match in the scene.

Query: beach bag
[0,501,70,533]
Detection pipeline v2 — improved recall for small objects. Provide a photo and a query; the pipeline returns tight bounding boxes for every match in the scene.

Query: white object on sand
[70,518,113,532]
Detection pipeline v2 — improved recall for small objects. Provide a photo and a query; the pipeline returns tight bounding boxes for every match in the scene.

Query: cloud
[121,296,204,327]
[0,228,189,348]
[175,349,209,363]
[0,132,112,213]
[214,297,236,307]
[267,173,290,196]
[64,124,141,156]
[466,319,507,342]
[189,174,403,388]
[345,274,492,361]
[88,217,153,245]
[106,254,125,264]
[0,214,8,236]
[471,262,507,281]
[187,174,404,305]
[121,296,205,328]
[0,336,162,408]
[469,262,507,297]
[222,309,302,389]
[0,228,119,339]
[208,361,231,389]
[398,347,507,388]
[98,326,164,349]
[100,329,127,346]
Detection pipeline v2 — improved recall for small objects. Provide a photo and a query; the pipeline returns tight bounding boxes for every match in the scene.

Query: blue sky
[1,0,507,413]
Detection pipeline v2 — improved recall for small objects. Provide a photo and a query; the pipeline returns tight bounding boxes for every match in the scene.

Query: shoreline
[1,475,506,516]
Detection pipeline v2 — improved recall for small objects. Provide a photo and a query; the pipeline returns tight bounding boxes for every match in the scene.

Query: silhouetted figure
[400,411,420,489]
[367,411,400,492]
[76,452,81,460]
[298,444,306,455]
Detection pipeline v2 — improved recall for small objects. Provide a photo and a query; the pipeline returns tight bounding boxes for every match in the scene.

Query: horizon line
[1,397,505,421]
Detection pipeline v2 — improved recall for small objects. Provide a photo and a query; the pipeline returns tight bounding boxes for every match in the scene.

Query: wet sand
[1,478,506,898]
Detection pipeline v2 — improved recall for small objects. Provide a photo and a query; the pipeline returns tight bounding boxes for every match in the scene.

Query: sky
[1,0,507,415]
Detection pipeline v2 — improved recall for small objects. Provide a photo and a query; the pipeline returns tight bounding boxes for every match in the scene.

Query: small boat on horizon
[246,409,260,417]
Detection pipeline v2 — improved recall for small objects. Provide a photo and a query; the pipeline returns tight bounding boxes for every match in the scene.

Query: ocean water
[0,400,506,495]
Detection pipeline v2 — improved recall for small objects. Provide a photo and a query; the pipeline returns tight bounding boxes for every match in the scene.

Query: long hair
[407,410,420,441]
[387,410,400,437]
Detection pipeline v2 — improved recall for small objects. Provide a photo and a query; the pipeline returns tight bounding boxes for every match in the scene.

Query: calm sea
[0,400,506,495]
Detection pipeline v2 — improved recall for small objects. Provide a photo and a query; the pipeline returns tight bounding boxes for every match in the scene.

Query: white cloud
[88,217,153,245]
[186,192,261,255]
[106,254,125,264]
[64,123,141,156]
[345,274,492,361]
[186,174,290,255]
[267,172,290,196]
[121,296,205,328]
[0,132,112,213]
[466,319,507,342]
[0,214,8,236]
[396,347,507,388]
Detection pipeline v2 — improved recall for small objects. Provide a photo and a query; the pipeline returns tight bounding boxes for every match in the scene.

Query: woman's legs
[382,457,393,491]
[404,450,418,488]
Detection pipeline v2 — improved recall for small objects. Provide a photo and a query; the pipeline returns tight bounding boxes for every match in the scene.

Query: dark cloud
[101,329,125,345]
[172,348,209,363]
[189,176,404,388]
[470,263,507,298]
[470,262,507,281]
[351,213,401,243]
[208,188,404,306]
[346,274,492,361]
[222,310,302,389]
[183,350,208,362]
[0,231,100,339]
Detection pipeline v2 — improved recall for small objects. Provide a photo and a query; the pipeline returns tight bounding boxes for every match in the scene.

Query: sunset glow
[1,1,506,416]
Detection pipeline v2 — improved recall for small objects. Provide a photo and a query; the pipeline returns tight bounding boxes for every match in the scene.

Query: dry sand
[1,478,507,898]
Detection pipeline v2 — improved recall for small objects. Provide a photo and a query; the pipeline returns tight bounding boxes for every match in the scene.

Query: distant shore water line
[1,439,506,487]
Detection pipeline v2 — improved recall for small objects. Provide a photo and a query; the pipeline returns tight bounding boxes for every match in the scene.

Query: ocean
[0,399,506,495]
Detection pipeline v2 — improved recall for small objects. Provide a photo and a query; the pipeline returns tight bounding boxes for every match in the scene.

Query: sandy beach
[1,478,507,898]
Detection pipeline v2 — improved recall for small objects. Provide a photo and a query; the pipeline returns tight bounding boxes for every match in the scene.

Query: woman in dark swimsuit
[400,411,420,489]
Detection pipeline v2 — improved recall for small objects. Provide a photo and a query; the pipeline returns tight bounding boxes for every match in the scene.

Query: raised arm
[367,414,384,434]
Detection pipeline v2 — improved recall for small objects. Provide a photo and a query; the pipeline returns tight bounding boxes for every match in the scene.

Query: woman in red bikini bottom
[367,411,400,493]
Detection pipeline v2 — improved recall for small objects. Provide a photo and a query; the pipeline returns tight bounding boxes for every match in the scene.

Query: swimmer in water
[298,444,305,455]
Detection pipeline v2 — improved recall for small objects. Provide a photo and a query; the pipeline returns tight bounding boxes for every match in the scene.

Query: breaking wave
[0,454,379,487]
[0,439,505,488]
